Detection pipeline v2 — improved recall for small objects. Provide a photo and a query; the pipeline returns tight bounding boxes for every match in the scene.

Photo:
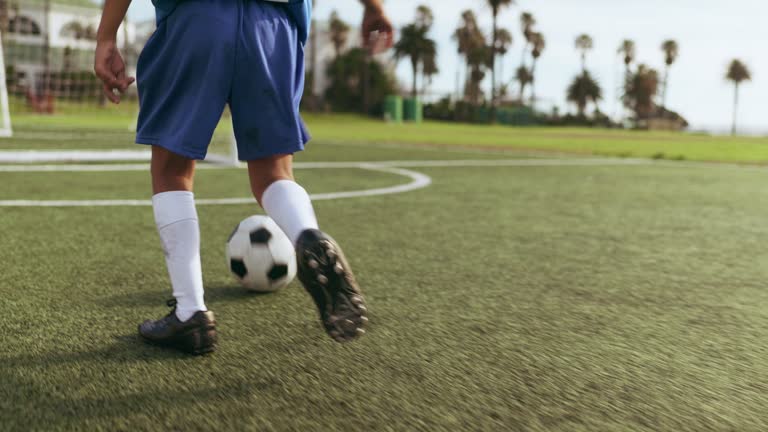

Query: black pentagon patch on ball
[250,228,272,245]
[268,264,288,281]
[227,223,240,243]
[230,259,248,278]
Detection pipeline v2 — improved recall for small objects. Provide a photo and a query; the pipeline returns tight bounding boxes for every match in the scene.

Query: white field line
[0,166,431,207]
[0,150,236,166]
[1,157,766,207]
[3,157,767,173]
[0,150,153,163]
[0,158,655,172]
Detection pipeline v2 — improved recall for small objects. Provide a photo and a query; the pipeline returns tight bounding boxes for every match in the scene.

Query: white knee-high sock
[261,180,319,244]
[152,191,207,322]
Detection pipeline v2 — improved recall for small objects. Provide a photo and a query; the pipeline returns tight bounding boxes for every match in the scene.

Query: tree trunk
[455,54,462,102]
[362,52,370,115]
[498,56,505,101]
[411,59,418,98]
[464,63,471,101]
[530,59,538,106]
[732,83,739,136]
[662,65,669,109]
[520,42,528,71]
[489,11,498,123]
[621,64,630,123]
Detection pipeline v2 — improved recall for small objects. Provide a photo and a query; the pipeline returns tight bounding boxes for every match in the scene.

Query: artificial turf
[2,137,768,430]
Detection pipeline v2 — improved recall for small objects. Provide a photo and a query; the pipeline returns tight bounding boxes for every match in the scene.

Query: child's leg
[247,155,367,342]
[248,155,318,244]
[150,146,206,322]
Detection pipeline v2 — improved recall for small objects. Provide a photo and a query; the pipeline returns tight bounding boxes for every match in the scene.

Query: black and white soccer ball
[226,216,297,293]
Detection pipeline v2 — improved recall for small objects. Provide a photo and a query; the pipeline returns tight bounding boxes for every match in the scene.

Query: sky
[127,0,766,134]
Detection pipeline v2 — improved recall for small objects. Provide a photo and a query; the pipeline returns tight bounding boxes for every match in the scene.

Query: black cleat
[138,299,217,355]
[296,229,368,342]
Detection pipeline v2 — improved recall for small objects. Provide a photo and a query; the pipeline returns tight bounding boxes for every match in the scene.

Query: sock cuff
[152,191,198,229]
[262,180,306,207]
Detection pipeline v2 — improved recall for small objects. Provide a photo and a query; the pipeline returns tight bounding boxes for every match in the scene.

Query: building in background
[0,0,136,110]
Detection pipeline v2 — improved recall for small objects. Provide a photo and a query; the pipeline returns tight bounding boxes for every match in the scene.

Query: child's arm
[94,0,135,104]
[359,0,393,54]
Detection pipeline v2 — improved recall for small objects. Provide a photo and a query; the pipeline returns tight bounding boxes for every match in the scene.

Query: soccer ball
[226,216,297,293]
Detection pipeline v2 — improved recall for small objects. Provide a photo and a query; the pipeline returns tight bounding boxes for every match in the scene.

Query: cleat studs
[308,259,319,269]
[317,275,328,285]
[344,319,355,326]
[334,263,344,274]
[355,328,366,336]
[360,316,369,324]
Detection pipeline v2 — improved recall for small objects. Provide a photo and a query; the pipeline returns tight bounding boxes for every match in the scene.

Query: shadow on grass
[96,284,281,309]
[0,334,193,370]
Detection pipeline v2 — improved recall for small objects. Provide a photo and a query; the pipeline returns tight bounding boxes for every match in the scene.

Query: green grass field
[2,114,768,430]
[8,111,768,163]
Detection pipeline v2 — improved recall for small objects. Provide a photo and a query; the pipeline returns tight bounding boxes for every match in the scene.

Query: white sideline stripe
[0,166,432,207]
[0,150,153,163]
[0,150,236,166]
[0,158,655,172]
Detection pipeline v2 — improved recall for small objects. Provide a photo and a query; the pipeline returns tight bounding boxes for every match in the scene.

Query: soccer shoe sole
[297,230,368,342]
[139,325,218,356]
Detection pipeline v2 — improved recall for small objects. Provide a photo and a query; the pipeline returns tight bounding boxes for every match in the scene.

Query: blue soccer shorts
[135,0,310,161]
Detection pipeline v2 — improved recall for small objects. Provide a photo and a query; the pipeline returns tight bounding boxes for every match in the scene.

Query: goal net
[0,0,237,165]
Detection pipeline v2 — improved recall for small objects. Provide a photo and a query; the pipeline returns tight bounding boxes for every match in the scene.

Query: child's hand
[361,3,393,55]
[94,39,135,104]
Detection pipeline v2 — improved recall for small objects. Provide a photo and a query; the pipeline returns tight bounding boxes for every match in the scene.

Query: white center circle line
[0,165,432,207]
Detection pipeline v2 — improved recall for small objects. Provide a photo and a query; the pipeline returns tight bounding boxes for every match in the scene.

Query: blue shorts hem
[237,140,307,162]
[135,136,207,161]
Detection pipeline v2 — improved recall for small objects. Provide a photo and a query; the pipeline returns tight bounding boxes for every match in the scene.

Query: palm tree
[421,52,439,96]
[515,65,532,102]
[618,39,636,75]
[416,4,433,29]
[465,41,492,106]
[453,10,485,104]
[623,64,660,122]
[660,39,679,108]
[575,34,593,72]
[567,72,603,117]
[726,59,751,135]
[529,32,545,105]
[519,12,536,67]
[617,39,636,121]
[395,25,425,97]
[395,24,437,97]
[487,0,515,120]
[454,10,476,93]
[329,10,350,59]
[493,28,513,95]
[395,5,437,98]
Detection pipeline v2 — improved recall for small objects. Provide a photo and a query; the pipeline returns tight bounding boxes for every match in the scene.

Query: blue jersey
[152,0,312,45]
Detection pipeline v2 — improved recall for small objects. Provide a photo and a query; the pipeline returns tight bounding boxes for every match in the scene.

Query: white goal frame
[0,32,13,138]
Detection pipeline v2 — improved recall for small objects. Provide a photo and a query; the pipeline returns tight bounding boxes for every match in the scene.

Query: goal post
[0,31,13,138]
[0,4,238,166]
